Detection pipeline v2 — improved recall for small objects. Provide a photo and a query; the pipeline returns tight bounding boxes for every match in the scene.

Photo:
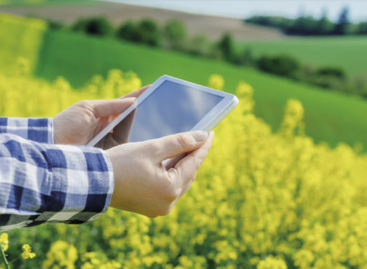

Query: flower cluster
[0,233,36,269]
[1,14,367,267]
[2,71,367,269]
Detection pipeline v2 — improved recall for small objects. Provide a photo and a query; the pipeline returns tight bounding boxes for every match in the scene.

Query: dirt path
[0,1,285,40]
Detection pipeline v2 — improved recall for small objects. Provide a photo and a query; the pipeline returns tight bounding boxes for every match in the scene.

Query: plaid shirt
[0,117,114,231]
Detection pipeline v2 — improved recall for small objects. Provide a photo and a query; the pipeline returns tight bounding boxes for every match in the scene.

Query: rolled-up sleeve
[0,117,54,144]
[0,133,114,231]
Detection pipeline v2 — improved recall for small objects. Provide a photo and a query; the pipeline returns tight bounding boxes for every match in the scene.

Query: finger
[112,107,137,144]
[169,132,214,188]
[119,85,151,99]
[146,131,209,162]
[91,98,136,118]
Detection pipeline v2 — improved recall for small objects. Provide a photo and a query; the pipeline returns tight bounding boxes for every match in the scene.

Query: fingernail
[192,131,208,142]
[210,131,215,141]
[124,97,136,102]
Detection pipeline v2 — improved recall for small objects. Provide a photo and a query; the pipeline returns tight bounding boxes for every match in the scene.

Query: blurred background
[1,1,367,268]
[1,0,367,148]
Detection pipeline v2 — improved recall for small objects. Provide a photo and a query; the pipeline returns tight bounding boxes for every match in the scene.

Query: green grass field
[34,30,367,149]
[237,36,367,77]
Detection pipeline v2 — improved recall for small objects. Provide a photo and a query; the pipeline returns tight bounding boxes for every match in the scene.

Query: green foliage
[115,21,136,41]
[245,6,359,36]
[34,29,367,149]
[234,48,255,66]
[163,19,187,50]
[72,17,113,37]
[186,34,210,56]
[245,16,292,30]
[333,6,351,35]
[357,22,367,35]
[286,16,319,36]
[257,54,300,79]
[316,66,346,80]
[236,37,367,77]
[217,33,235,62]
[3,73,367,268]
[134,18,161,47]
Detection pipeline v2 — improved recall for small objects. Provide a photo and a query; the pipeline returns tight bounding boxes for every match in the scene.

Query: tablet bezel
[87,75,238,147]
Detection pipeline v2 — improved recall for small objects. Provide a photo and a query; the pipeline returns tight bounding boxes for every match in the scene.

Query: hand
[53,86,150,148]
[107,131,214,218]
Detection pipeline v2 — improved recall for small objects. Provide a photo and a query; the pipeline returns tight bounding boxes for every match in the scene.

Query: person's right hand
[107,131,214,218]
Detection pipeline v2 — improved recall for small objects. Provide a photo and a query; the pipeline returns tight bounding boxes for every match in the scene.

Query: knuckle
[147,142,162,156]
[176,133,192,149]
[77,100,90,108]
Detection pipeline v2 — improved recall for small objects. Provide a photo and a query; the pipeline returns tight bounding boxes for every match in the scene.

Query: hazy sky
[107,0,367,22]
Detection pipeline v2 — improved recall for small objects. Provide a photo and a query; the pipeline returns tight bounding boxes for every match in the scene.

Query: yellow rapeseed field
[2,11,367,269]
[1,67,367,269]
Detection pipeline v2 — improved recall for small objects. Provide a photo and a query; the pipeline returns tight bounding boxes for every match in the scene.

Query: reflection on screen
[127,81,224,142]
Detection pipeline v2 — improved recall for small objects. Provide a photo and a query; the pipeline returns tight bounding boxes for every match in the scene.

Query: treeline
[245,7,367,36]
[48,17,367,98]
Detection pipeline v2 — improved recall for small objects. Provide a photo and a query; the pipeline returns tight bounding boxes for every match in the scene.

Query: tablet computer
[87,75,238,147]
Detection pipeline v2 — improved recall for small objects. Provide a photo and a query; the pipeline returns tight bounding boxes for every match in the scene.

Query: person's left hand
[53,85,150,148]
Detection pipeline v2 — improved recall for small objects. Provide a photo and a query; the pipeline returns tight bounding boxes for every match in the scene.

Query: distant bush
[245,15,292,30]
[134,18,161,47]
[115,19,161,47]
[217,33,235,62]
[245,6,359,36]
[164,19,187,50]
[186,34,210,56]
[316,66,346,80]
[234,48,255,66]
[44,15,365,100]
[72,17,113,37]
[257,54,300,79]
[47,20,65,31]
[115,21,136,41]
[357,22,367,34]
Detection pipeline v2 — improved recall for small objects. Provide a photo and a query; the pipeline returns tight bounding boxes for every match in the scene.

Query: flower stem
[0,243,10,269]
[8,257,20,265]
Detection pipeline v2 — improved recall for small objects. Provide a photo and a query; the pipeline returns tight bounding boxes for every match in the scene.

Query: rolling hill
[34,29,367,149]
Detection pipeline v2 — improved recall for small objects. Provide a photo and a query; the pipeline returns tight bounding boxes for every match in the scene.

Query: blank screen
[125,81,224,142]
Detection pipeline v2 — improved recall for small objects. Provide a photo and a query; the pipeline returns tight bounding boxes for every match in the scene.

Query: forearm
[0,133,114,231]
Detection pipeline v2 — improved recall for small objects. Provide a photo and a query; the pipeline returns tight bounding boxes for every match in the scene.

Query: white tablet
[87,75,239,147]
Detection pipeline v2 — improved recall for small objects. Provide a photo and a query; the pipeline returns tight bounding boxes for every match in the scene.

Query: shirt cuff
[34,144,114,225]
[0,117,54,144]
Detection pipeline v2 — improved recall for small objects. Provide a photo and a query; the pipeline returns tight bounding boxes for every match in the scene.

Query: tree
[135,19,162,47]
[164,19,187,50]
[316,10,334,35]
[234,48,255,66]
[257,54,300,79]
[116,21,137,41]
[333,6,350,35]
[357,21,367,35]
[187,34,209,56]
[72,17,113,37]
[286,16,318,35]
[217,33,235,62]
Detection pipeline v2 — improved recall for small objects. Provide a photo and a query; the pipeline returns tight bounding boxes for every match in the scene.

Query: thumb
[91,97,136,118]
[145,131,208,162]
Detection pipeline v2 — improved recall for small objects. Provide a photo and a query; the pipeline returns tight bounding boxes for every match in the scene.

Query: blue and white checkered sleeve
[0,117,54,144]
[0,133,114,232]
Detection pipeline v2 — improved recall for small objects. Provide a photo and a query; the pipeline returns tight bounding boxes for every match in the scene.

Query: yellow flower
[0,233,8,251]
[21,244,36,259]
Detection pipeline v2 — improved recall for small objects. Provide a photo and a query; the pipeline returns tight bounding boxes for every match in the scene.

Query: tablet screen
[125,81,224,142]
